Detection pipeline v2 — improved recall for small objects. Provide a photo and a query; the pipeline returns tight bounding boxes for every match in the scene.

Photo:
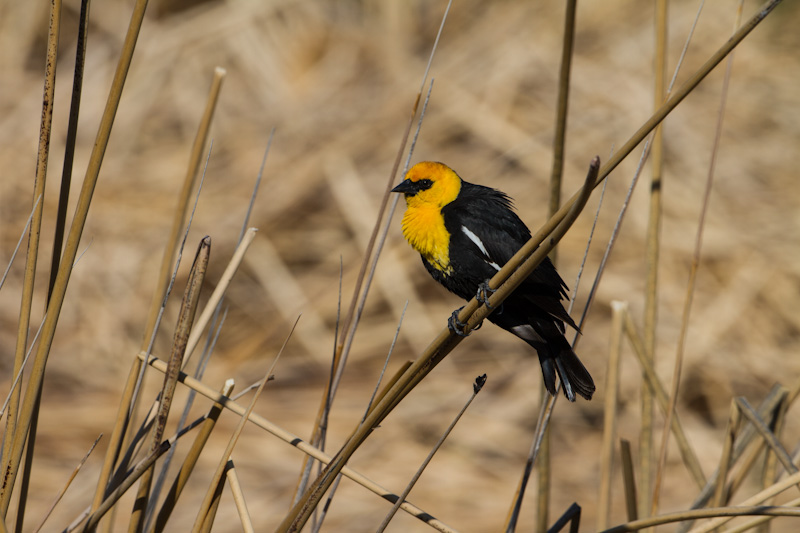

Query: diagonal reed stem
[277,157,599,533]
[90,66,224,519]
[128,237,210,533]
[190,319,297,533]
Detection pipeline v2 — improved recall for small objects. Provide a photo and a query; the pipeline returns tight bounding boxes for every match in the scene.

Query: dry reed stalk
[574,141,649,342]
[642,0,668,517]
[601,506,800,533]
[323,155,435,351]
[138,352,455,531]
[724,495,800,533]
[49,0,90,298]
[128,236,210,532]
[505,390,558,533]
[757,394,789,533]
[153,379,235,533]
[655,1,744,516]
[226,461,254,533]
[677,386,789,533]
[548,0,577,224]
[376,375,486,533]
[717,390,800,506]
[597,301,627,530]
[332,76,438,382]
[33,434,101,533]
[25,10,93,518]
[535,397,551,533]
[712,401,741,510]
[623,312,705,487]
[367,360,414,418]
[91,65,225,521]
[184,227,257,360]
[309,303,410,533]
[190,318,295,532]
[196,467,225,533]
[0,199,41,295]
[1,0,150,517]
[79,440,172,532]
[734,397,797,477]
[537,2,579,526]
[294,84,420,501]
[621,439,638,522]
[0,0,61,518]
[687,468,800,533]
[549,503,581,533]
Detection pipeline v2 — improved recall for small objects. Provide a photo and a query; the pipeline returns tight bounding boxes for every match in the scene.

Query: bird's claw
[448,307,481,336]
[477,281,502,314]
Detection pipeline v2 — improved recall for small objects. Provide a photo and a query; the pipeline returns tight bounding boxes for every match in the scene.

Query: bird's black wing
[442,181,578,330]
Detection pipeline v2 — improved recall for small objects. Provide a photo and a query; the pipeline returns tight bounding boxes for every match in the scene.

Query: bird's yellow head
[391,161,462,208]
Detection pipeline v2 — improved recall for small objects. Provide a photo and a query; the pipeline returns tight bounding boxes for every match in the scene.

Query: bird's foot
[448,307,481,336]
[476,281,503,314]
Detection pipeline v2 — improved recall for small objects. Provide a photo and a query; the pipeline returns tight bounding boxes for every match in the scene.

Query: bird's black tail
[539,342,595,402]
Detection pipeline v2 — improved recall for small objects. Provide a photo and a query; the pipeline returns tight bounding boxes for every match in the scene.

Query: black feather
[425,179,595,401]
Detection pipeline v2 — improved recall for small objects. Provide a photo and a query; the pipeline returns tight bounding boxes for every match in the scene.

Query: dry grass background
[1,0,800,531]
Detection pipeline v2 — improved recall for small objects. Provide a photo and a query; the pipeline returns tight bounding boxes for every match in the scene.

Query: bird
[391,161,594,401]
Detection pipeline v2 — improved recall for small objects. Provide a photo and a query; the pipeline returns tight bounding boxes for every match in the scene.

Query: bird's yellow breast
[400,205,452,273]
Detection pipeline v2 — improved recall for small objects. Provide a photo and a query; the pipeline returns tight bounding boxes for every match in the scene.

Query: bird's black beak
[390,179,417,195]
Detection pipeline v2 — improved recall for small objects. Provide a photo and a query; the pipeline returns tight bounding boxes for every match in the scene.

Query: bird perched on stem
[391,161,594,401]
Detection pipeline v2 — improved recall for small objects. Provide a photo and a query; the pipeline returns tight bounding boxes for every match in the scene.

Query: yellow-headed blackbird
[391,161,595,401]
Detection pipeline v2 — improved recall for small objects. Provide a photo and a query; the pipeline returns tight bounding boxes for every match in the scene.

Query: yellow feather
[401,205,452,273]
[397,161,463,274]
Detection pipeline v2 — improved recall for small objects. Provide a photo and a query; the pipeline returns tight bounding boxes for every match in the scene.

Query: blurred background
[1,0,800,531]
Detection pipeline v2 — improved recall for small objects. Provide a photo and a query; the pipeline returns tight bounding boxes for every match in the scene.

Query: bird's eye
[417,179,433,190]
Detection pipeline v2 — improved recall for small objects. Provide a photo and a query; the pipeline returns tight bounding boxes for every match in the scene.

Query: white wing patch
[461,226,501,271]
[511,325,545,343]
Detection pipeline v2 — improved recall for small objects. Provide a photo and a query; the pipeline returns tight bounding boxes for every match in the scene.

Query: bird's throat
[401,206,452,273]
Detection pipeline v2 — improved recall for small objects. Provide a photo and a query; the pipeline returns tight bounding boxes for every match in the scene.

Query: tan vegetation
[1,0,799,531]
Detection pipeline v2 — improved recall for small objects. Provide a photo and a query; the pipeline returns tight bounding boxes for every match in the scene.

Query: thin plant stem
[376,376,487,533]
[152,380,234,533]
[0,196,41,293]
[311,303,409,533]
[621,439,638,521]
[33,434,101,533]
[0,0,147,514]
[623,312,706,488]
[190,319,298,533]
[641,0,669,516]
[226,461,254,533]
[49,0,90,298]
[540,2,578,519]
[599,506,800,533]
[547,0,578,249]
[89,35,223,533]
[677,385,788,533]
[653,2,743,514]
[79,441,172,533]
[128,237,211,533]
[734,397,798,476]
[712,401,741,509]
[0,0,62,516]
[597,301,628,530]
[138,353,456,532]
